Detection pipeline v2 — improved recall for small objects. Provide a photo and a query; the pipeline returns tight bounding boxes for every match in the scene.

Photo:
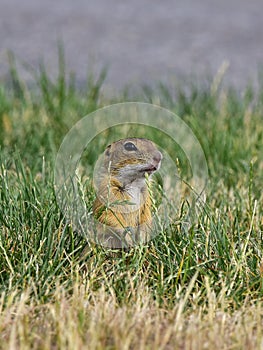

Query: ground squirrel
[92,138,162,248]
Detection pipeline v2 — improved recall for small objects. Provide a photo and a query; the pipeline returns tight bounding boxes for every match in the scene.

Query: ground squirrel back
[93,138,162,248]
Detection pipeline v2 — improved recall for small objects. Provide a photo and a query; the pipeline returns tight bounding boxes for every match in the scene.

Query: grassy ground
[0,53,263,349]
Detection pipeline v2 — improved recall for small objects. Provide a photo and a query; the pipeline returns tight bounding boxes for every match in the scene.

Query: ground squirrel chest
[93,138,162,248]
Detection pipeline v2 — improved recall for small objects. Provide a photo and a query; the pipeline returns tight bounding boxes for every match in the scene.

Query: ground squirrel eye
[124,142,137,151]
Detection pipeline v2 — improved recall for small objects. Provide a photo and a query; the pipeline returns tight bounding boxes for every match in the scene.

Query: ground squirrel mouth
[140,164,158,174]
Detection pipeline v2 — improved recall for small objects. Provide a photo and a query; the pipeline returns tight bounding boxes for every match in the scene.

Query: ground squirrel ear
[105,144,111,157]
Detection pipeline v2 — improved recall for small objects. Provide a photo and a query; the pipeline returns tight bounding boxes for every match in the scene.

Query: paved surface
[1,0,263,92]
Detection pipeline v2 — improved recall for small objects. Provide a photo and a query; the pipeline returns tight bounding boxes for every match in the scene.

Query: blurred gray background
[1,0,263,92]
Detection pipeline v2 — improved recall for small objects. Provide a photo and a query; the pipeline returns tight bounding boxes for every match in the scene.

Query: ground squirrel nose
[153,151,162,164]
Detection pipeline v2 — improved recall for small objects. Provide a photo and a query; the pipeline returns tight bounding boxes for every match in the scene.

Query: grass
[0,52,263,349]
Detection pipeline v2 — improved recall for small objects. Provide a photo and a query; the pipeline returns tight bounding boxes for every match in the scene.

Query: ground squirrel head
[102,138,162,186]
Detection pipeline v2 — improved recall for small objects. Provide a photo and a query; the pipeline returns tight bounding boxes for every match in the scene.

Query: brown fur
[93,138,162,248]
